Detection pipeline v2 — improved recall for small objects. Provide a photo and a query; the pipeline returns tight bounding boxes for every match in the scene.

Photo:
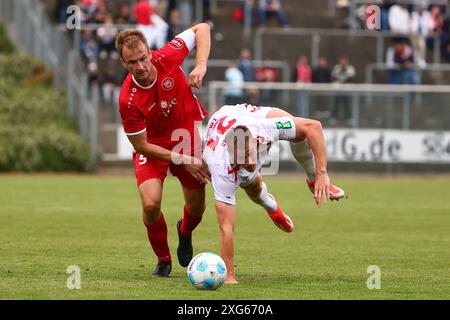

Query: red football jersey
[119,34,208,150]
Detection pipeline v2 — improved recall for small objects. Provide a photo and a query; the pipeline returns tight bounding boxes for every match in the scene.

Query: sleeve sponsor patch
[169,38,184,50]
[275,120,293,129]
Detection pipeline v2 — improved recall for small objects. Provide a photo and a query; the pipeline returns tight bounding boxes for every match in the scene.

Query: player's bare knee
[219,224,234,236]
[244,181,262,198]
[186,202,206,217]
[142,201,161,218]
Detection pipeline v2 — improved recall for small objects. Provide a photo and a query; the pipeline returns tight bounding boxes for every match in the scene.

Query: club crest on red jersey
[162,77,175,90]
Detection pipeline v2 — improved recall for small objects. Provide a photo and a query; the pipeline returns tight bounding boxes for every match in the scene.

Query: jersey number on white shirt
[206,116,237,151]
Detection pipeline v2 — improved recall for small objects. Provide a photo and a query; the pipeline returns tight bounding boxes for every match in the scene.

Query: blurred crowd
[51,0,293,106]
[232,0,289,27]
[337,0,450,63]
[48,0,449,123]
[224,48,356,124]
[53,0,212,104]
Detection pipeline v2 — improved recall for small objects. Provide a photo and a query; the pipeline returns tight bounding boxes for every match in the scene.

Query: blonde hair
[115,29,148,58]
[225,126,254,164]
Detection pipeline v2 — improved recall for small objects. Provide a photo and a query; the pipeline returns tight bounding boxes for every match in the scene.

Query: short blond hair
[225,126,255,164]
[115,29,148,58]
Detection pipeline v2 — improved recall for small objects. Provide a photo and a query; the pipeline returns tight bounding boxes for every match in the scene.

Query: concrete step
[98,123,117,155]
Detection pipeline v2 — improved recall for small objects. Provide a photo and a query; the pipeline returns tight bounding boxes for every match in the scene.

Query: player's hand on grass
[314,172,331,208]
[181,155,211,184]
[189,63,207,89]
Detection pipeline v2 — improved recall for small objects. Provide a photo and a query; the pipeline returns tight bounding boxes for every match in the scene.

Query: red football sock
[180,206,203,237]
[144,213,171,262]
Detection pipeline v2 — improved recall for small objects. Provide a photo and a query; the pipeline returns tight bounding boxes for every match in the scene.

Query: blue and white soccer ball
[187,252,227,290]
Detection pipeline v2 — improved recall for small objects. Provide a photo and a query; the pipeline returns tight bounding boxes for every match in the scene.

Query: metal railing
[328,0,450,29]
[183,58,291,82]
[103,81,450,166]
[208,81,450,130]
[365,62,450,84]
[183,58,292,106]
[0,0,99,163]
[254,27,442,66]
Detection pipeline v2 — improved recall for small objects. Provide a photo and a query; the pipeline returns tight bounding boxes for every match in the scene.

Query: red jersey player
[115,23,211,277]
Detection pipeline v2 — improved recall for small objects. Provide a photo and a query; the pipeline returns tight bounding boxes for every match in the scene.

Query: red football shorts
[132,128,205,190]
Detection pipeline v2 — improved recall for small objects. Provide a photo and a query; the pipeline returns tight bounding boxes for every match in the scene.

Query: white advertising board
[116,126,450,164]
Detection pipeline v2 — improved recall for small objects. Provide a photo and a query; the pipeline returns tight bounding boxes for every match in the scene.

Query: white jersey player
[203,103,346,284]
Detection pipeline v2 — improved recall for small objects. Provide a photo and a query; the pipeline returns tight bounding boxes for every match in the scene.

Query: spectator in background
[258,0,289,27]
[55,0,74,23]
[177,0,194,27]
[167,0,177,18]
[134,0,153,25]
[236,48,259,104]
[354,3,369,29]
[151,9,169,49]
[379,1,392,31]
[99,56,122,104]
[80,29,99,61]
[331,56,355,125]
[388,3,410,35]
[386,39,420,85]
[233,0,260,27]
[442,16,450,61]
[133,0,169,49]
[78,0,97,23]
[97,14,118,56]
[87,60,99,88]
[294,55,312,84]
[426,5,445,50]
[312,57,331,83]
[335,0,350,28]
[115,2,132,24]
[256,61,279,82]
[256,59,280,105]
[165,0,192,26]
[133,0,155,48]
[167,9,185,42]
[237,48,256,82]
[293,55,311,116]
[93,0,109,24]
[331,56,355,84]
[429,5,444,34]
[312,57,331,121]
[224,61,245,105]
[410,4,432,68]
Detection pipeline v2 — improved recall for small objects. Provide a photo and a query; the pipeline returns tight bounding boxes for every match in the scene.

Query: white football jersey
[203,104,296,205]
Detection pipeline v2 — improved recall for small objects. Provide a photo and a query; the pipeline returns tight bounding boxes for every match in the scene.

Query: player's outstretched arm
[265,108,344,205]
[188,23,211,89]
[127,132,210,183]
[215,200,238,284]
[293,118,330,207]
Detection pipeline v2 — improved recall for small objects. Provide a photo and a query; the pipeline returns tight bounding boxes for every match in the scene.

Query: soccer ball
[187,252,227,290]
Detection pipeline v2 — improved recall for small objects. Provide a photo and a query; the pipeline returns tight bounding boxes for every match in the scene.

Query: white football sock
[247,182,277,213]
[290,139,316,182]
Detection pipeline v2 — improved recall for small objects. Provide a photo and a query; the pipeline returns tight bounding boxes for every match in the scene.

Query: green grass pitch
[1,174,449,299]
